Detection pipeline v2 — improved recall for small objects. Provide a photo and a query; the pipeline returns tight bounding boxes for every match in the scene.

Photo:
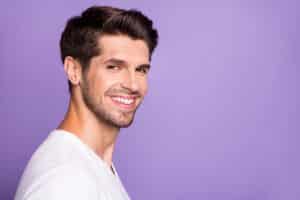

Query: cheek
[139,78,148,96]
[88,76,110,102]
[94,71,118,91]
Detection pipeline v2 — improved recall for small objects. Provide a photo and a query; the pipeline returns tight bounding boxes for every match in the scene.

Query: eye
[136,66,149,75]
[106,65,120,70]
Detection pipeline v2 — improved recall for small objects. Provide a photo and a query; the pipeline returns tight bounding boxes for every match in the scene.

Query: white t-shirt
[15,129,131,200]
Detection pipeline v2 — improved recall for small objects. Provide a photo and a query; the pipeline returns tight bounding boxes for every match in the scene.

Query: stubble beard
[80,79,137,129]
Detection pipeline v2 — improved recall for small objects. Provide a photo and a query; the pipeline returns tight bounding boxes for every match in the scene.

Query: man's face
[80,34,150,128]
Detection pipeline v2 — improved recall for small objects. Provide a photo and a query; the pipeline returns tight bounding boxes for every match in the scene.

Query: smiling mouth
[110,96,137,110]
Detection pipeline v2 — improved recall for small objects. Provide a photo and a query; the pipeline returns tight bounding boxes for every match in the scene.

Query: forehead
[97,34,150,64]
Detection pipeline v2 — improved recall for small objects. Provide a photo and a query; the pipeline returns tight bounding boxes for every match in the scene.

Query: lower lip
[110,97,136,110]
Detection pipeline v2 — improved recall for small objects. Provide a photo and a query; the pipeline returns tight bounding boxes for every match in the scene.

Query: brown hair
[60,6,158,69]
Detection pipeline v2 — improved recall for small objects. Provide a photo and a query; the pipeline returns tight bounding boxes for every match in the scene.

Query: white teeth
[112,97,134,105]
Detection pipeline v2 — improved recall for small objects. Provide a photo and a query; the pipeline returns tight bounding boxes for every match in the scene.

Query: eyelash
[106,65,120,70]
[136,67,149,74]
[106,65,149,74]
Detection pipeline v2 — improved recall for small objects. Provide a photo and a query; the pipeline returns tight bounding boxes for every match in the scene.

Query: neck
[58,94,119,168]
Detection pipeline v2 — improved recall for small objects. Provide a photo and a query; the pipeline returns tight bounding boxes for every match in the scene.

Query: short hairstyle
[60,6,158,70]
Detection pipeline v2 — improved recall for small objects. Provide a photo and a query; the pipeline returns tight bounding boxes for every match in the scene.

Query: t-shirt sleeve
[22,164,104,200]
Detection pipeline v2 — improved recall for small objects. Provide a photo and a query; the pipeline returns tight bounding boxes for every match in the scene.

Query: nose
[120,69,139,93]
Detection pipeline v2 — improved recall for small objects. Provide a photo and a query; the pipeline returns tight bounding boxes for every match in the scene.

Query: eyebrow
[104,58,151,69]
[138,64,151,69]
[104,58,127,66]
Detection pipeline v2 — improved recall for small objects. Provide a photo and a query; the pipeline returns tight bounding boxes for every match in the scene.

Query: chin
[110,111,136,128]
[93,107,136,128]
[114,118,134,128]
[100,114,135,128]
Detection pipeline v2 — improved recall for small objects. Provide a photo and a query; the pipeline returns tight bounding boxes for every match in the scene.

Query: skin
[58,34,150,169]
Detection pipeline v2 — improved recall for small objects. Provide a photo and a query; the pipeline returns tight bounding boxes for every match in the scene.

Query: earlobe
[63,56,81,86]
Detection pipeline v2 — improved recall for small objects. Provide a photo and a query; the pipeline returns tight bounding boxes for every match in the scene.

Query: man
[15,6,158,200]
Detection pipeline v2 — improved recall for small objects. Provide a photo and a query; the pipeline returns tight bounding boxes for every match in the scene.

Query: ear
[63,56,82,86]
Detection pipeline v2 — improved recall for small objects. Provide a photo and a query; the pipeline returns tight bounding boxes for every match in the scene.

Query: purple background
[1,0,299,199]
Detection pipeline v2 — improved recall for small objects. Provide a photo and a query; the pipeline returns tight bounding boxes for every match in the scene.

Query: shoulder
[17,164,100,200]
[23,130,89,181]
[15,130,109,200]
